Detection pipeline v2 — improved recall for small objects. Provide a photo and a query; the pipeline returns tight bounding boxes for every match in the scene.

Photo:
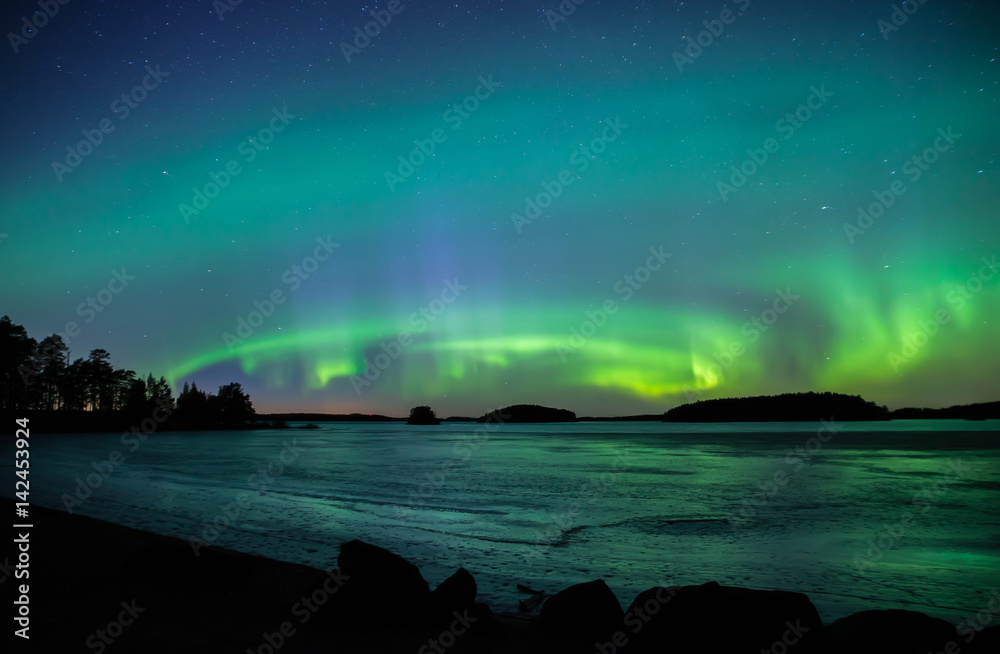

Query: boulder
[618,582,824,654]
[427,567,477,618]
[540,579,625,644]
[965,624,1000,654]
[827,609,957,654]
[328,539,430,627]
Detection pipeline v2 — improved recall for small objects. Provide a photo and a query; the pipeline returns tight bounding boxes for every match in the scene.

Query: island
[663,391,890,422]
[477,404,578,423]
[406,405,441,425]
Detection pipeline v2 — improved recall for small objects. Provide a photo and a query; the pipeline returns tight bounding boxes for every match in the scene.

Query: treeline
[890,401,1000,420]
[0,315,254,429]
[477,404,577,423]
[664,391,889,422]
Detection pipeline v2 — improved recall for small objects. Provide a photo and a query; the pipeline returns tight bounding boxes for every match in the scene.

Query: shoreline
[7,497,998,653]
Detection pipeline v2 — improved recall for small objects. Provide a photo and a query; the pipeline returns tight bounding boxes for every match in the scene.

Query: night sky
[1,0,997,416]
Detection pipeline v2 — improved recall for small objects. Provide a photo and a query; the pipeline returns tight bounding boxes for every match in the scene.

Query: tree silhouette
[215,382,254,427]
[407,405,440,425]
[145,373,175,413]
[82,349,115,411]
[122,376,148,417]
[0,315,255,430]
[0,315,35,410]
[177,382,209,426]
[34,335,68,410]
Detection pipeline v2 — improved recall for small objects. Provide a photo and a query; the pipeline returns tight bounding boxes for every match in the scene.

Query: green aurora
[1,0,997,415]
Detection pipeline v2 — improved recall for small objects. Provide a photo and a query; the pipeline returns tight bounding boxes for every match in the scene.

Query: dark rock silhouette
[12,501,991,654]
[664,391,889,422]
[330,539,430,628]
[517,583,548,612]
[426,567,478,627]
[965,624,1000,654]
[618,582,824,654]
[827,609,957,654]
[407,405,441,425]
[539,579,624,645]
[477,404,577,423]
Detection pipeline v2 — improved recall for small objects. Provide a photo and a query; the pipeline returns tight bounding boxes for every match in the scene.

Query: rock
[540,579,624,643]
[965,624,1000,654]
[119,540,258,590]
[328,539,430,628]
[827,609,957,654]
[618,582,824,654]
[426,567,478,624]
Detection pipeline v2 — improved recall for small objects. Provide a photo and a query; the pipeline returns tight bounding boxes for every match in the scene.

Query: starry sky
[1,0,997,416]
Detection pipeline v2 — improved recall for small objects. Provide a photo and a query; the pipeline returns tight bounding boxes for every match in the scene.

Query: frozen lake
[7,419,999,624]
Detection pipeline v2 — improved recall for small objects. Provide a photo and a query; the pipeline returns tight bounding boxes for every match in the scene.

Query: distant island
[889,401,1000,420]
[259,412,401,423]
[477,404,577,423]
[578,414,665,422]
[406,405,441,425]
[662,392,1000,422]
[663,392,889,422]
[5,312,996,429]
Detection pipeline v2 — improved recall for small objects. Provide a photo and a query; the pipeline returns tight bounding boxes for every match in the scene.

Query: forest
[0,315,254,429]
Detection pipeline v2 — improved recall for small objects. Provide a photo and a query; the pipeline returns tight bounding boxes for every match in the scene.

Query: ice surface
[9,419,999,624]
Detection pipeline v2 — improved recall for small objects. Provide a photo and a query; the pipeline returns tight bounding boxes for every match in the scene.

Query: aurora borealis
[1,0,997,416]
